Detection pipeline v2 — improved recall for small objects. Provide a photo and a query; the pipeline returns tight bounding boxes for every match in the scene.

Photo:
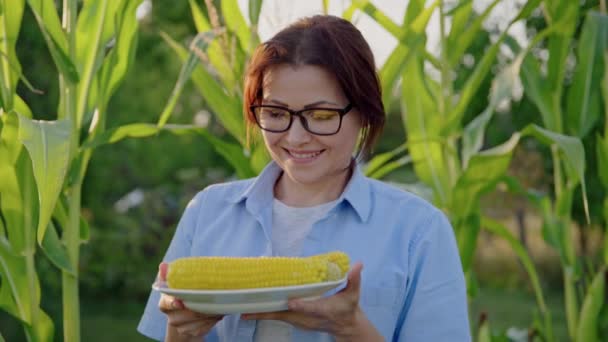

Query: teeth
[289,150,321,159]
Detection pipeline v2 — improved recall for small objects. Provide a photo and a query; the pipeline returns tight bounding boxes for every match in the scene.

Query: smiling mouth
[285,149,324,159]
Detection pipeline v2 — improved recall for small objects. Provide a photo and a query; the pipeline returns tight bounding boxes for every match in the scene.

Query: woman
[138,15,470,342]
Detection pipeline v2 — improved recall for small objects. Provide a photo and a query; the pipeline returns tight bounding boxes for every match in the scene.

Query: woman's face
[259,64,361,191]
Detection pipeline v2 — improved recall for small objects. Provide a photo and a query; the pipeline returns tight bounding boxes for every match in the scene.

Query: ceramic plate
[152,277,347,314]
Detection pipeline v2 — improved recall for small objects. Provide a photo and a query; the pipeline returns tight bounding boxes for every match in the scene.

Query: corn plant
[508,2,607,340]
[158,0,270,178]
[0,0,146,340]
[351,0,607,340]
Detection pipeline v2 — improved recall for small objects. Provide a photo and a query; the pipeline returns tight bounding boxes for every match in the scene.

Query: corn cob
[166,251,350,290]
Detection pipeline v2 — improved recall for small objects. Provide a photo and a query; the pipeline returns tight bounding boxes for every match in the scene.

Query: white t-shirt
[253,198,338,342]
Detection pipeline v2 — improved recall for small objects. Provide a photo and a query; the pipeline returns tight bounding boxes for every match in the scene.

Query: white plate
[152,277,347,314]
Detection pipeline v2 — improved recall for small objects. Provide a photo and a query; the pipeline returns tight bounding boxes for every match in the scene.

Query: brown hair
[243,15,385,158]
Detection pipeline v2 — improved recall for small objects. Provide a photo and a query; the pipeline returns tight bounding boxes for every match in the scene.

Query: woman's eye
[309,110,337,120]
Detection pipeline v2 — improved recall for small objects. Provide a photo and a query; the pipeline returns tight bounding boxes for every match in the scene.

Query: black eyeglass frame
[250,103,353,136]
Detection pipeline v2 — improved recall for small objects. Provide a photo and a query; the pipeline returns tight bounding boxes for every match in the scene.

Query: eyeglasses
[250,103,353,135]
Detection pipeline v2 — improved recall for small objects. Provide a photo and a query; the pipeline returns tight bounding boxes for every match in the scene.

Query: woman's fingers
[158,262,168,281]
[159,294,184,314]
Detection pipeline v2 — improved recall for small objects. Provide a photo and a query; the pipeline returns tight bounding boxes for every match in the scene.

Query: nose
[284,116,312,144]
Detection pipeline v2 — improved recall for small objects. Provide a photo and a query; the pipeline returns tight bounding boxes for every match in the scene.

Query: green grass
[1,285,566,341]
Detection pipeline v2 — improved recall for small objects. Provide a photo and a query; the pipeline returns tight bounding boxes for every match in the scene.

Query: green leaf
[40,221,73,273]
[519,49,555,130]
[157,31,215,127]
[17,114,71,245]
[379,2,436,113]
[161,32,245,143]
[453,133,521,216]
[566,11,608,137]
[98,0,143,101]
[81,123,160,149]
[74,0,110,128]
[482,216,550,322]
[444,31,506,134]
[80,215,90,243]
[461,58,521,168]
[444,0,543,135]
[576,268,606,342]
[401,54,449,205]
[447,0,500,67]
[249,0,263,26]
[0,242,31,323]
[546,1,578,92]
[221,0,252,52]
[189,0,211,32]
[364,143,407,177]
[367,156,411,180]
[403,0,426,27]
[0,0,25,110]
[522,124,588,212]
[201,132,255,179]
[597,134,608,189]
[512,0,542,22]
[455,213,480,274]
[26,0,79,83]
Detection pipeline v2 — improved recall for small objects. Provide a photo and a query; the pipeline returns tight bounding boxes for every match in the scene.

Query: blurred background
[1,0,607,341]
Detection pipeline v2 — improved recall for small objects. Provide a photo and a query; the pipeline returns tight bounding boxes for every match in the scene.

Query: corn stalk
[0,0,147,340]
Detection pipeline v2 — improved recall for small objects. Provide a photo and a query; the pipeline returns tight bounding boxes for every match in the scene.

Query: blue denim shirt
[137,162,471,341]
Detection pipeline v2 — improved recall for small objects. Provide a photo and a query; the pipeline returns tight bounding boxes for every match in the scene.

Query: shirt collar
[228,160,372,223]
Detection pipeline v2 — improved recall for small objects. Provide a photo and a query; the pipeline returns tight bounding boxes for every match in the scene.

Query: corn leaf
[0,243,31,322]
[98,0,142,101]
[452,132,520,216]
[249,0,263,26]
[80,123,256,178]
[221,0,252,53]
[74,0,110,128]
[566,11,608,137]
[454,213,480,274]
[598,134,608,189]
[161,32,245,143]
[379,2,436,113]
[576,268,606,342]
[444,0,543,135]
[0,0,24,110]
[16,114,71,245]
[26,0,79,83]
[157,31,215,127]
[189,0,211,32]
[482,216,550,320]
[343,0,400,37]
[0,114,29,254]
[461,57,521,168]
[545,2,578,118]
[514,44,555,130]
[40,221,74,273]
[522,124,589,222]
[367,156,412,180]
[403,0,425,27]
[401,54,449,205]
[364,143,407,177]
[447,0,500,67]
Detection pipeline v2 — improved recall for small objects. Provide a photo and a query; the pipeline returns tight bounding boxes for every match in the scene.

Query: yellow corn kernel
[166,251,350,290]
[312,251,350,276]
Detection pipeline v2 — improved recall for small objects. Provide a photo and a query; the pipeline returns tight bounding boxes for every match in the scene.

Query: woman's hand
[158,262,223,342]
[241,263,383,342]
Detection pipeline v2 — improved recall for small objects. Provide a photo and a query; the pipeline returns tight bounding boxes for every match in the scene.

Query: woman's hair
[243,15,385,158]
